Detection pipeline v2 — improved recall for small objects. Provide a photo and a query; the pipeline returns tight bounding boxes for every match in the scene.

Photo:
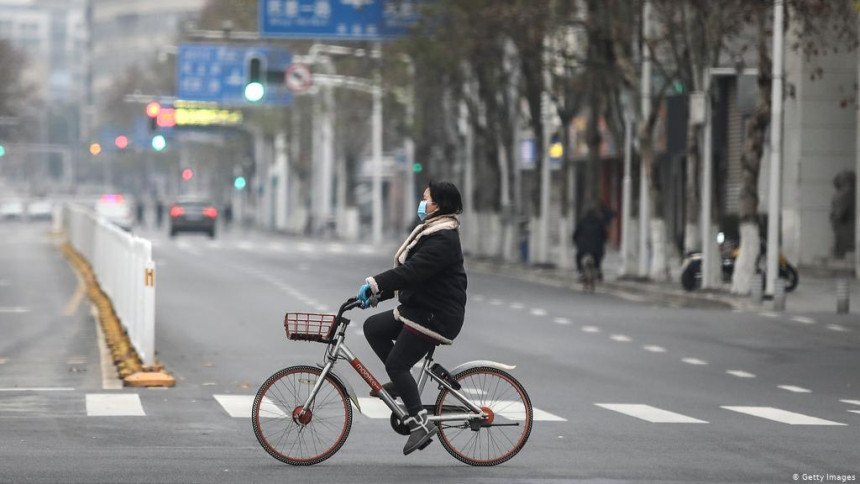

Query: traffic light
[233,176,246,190]
[151,135,166,151]
[89,143,102,156]
[182,168,193,181]
[244,57,265,102]
[413,163,422,173]
[115,135,129,149]
[146,102,160,131]
[0,144,5,158]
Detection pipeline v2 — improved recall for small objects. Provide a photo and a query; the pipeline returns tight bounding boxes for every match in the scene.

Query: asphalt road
[1,221,859,483]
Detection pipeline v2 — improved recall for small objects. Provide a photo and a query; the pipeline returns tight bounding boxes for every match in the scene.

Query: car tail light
[203,207,218,218]
[170,206,184,217]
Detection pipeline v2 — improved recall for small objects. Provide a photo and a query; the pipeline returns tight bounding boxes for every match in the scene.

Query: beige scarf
[393,214,460,267]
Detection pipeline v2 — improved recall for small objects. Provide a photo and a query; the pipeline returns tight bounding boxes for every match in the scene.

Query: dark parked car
[169,199,218,238]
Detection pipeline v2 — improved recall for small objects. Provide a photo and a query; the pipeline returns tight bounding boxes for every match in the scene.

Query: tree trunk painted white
[622,217,640,276]
[705,224,722,288]
[731,222,760,294]
[684,222,700,254]
[558,216,572,270]
[649,218,670,281]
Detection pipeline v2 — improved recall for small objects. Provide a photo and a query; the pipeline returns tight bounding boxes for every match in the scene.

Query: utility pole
[766,0,785,296]
[620,113,633,275]
[638,0,652,278]
[371,42,384,245]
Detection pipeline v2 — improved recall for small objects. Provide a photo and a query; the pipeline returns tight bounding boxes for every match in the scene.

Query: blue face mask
[417,201,429,221]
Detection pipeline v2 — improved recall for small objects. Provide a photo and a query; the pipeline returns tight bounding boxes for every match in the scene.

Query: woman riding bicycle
[357,181,467,455]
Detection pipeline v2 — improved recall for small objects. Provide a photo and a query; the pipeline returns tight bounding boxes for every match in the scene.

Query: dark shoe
[403,409,438,455]
[369,381,400,399]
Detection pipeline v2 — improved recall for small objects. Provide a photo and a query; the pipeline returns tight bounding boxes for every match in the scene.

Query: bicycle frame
[296,299,487,424]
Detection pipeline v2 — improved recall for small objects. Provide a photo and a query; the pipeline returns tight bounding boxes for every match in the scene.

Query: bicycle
[252,297,533,466]
[581,253,597,293]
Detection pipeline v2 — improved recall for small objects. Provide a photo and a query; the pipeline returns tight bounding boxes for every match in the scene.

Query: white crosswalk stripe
[726,370,756,378]
[595,404,708,423]
[86,394,145,417]
[778,385,811,394]
[721,406,845,426]
[214,395,286,418]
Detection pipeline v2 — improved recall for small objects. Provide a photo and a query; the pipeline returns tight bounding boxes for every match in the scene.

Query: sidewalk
[466,249,860,316]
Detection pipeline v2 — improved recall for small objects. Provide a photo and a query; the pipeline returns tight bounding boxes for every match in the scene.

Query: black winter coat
[369,227,467,344]
[573,213,607,255]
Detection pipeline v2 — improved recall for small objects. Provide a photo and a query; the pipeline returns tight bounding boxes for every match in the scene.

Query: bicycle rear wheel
[252,365,352,466]
[434,367,533,466]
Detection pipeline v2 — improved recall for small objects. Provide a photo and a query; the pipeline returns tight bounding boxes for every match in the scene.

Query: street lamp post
[766,0,786,297]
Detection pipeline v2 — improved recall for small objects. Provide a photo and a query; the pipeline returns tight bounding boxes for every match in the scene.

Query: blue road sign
[177,44,293,106]
[259,0,419,40]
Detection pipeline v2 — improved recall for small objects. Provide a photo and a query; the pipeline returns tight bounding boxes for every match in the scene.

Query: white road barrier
[60,205,156,367]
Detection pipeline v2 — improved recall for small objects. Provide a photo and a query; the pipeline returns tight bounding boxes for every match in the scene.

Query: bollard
[773,278,786,312]
[750,274,763,305]
[836,279,850,314]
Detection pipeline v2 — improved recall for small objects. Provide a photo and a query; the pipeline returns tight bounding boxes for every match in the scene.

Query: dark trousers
[364,310,436,416]
[576,249,604,273]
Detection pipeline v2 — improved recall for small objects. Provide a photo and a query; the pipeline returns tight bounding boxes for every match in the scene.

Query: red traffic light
[114,135,129,149]
[181,168,193,181]
[156,108,176,128]
[145,102,161,118]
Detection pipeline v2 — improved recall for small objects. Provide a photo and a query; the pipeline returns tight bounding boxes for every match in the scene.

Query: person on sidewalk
[356,181,467,456]
[574,206,609,280]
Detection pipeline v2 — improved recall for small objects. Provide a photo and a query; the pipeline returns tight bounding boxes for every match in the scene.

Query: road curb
[466,258,736,310]
[60,241,175,388]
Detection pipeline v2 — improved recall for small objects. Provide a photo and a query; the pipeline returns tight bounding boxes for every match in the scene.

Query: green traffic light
[234,176,246,190]
[413,163,423,173]
[151,135,167,151]
[244,82,265,102]
[0,145,5,157]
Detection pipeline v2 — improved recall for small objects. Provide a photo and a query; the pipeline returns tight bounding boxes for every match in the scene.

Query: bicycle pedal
[418,438,433,451]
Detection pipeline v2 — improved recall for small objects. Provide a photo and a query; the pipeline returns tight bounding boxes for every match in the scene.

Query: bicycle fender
[316,364,363,414]
[449,360,516,375]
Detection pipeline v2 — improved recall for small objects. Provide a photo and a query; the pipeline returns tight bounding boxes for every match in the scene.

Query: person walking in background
[155,199,164,228]
[573,206,608,281]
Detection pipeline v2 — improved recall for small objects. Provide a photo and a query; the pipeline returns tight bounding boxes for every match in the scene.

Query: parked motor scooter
[680,235,798,292]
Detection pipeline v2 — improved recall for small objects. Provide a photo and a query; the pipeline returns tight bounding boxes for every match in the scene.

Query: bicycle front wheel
[435,367,533,466]
[252,365,352,466]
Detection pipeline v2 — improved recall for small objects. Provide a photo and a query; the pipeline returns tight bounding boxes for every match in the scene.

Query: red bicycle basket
[284,313,336,342]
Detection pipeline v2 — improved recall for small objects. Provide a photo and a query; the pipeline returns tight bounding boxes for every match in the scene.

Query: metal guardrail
[59,204,157,366]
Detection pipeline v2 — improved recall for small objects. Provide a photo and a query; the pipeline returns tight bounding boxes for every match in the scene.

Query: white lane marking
[778,385,811,394]
[327,244,346,254]
[461,388,488,396]
[0,387,75,392]
[215,395,286,418]
[849,410,860,415]
[530,308,547,316]
[355,398,392,418]
[0,307,30,313]
[355,398,566,421]
[759,312,778,318]
[791,316,816,325]
[721,406,845,426]
[726,370,756,378]
[207,241,221,249]
[581,326,600,333]
[298,243,315,253]
[596,404,708,423]
[827,324,849,332]
[553,317,571,325]
[682,358,708,366]
[267,242,285,251]
[472,295,485,302]
[237,242,254,251]
[86,394,145,416]
[510,303,525,310]
[840,399,860,406]
[643,345,666,353]
[610,334,632,342]
[489,299,502,306]
[358,245,374,255]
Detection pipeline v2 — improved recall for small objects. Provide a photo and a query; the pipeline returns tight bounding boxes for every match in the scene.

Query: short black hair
[428,181,463,216]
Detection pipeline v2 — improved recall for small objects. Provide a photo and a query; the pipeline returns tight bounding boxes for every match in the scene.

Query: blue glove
[357,283,372,309]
